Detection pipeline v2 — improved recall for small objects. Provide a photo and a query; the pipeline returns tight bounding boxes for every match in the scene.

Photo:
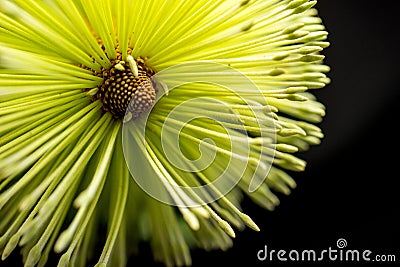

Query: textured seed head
[97,58,156,120]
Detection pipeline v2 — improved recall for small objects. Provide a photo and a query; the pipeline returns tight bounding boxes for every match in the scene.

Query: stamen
[126,55,139,77]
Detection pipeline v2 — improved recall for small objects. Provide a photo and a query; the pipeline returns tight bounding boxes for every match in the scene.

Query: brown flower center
[80,39,157,121]
[95,57,157,121]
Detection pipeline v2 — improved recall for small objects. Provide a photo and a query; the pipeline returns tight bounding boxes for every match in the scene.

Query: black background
[3,0,399,266]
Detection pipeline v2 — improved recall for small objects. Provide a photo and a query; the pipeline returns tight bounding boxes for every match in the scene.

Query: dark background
[3,0,399,266]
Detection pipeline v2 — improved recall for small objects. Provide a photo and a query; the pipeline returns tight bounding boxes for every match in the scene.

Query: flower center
[96,56,157,121]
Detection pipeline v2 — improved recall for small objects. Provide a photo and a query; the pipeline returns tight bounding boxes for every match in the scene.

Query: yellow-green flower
[0,0,330,266]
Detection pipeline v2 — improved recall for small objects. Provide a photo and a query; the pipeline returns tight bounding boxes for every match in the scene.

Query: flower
[0,0,329,266]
